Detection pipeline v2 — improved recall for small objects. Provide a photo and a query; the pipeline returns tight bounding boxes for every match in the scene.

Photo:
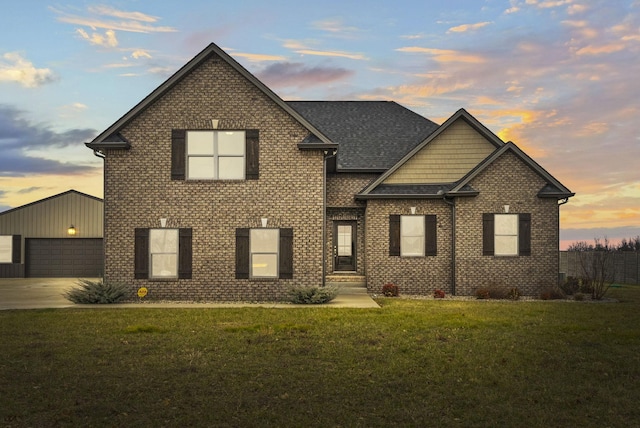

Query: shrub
[475,287,519,300]
[476,288,490,299]
[540,287,565,300]
[433,289,445,299]
[507,287,521,301]
[560,276,580,296]
[287,286,339,304]
[64,279,129,304]
[573,292,585,301]
[382,283,399,297]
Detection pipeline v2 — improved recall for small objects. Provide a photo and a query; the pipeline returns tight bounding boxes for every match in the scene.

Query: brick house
[86,43,573,301]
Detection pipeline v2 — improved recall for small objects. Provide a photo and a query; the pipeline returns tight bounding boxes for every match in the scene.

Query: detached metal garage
[0,190,103,278]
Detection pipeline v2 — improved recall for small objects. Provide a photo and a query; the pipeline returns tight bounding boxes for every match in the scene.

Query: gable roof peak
[449,140,574,199]
[86,42,335,151]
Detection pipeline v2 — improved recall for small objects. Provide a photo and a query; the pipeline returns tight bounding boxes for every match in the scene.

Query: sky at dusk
[1,0,639,248]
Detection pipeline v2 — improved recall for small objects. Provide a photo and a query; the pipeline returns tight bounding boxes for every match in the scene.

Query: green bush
[382,283,399,297]
[287,285,339,304]
[64,279,129,304]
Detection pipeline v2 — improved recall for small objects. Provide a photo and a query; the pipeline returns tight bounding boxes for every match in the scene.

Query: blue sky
[1,0,639,248]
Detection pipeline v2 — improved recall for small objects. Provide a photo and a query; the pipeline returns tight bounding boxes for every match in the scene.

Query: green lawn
[1,287,639,427]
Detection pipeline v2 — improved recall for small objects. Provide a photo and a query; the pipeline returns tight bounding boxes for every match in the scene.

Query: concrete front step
[326,281,368,295]
[337,286,368,296]
[325,274,366,283]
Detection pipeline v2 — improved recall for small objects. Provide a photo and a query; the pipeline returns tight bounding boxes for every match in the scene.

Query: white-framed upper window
[149,229,179,278]
[401,215,425,257]
[187,130,245,180]
[0,235,12,263]
[494,214,518,256]
[250,228,279,278]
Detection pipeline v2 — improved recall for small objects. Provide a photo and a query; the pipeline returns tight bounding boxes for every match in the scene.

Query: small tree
[573,238,614,300]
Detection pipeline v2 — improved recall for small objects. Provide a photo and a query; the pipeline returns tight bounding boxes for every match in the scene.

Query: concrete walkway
[0,278,379,310]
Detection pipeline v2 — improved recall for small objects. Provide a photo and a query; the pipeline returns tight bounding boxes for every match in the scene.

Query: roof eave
[297,142,339,151]
[85,141,131,150]
[538,192,576,199]
[355,193,450,200]
[445,191,479,197]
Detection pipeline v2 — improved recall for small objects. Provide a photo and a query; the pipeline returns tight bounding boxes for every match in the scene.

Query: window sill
[185,179,246,182]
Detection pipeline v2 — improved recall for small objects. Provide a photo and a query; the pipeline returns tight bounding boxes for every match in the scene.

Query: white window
[494,214,518,256]
[149,229,178,278]
[187,130,245,180]
[250,229,279,278]
[0,235,12,263]
[401,216,424,257]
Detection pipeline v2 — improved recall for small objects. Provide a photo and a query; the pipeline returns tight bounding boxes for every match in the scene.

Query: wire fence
[560,251,640,285]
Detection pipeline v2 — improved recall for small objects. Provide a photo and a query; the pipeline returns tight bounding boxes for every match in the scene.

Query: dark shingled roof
[287,101,439,171]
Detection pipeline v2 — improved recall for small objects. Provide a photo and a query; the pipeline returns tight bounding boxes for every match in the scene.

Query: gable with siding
[383,118,496,184]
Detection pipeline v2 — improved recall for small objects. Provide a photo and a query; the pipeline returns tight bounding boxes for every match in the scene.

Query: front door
[333,221,356,271]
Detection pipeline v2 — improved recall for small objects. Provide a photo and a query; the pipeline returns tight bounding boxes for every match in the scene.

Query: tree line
[567,236,640,252]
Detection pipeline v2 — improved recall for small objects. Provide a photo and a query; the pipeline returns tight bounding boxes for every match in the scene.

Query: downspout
[91,149,106,159]
[441,193,456,295]
[557,197,570,284]
[91,148,106,279]
[322,149,335,287]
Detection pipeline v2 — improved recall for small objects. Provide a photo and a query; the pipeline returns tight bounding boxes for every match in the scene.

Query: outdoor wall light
[67,225,76,236]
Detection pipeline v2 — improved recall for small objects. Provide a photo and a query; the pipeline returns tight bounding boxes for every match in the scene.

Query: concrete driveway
[0,278,84,310]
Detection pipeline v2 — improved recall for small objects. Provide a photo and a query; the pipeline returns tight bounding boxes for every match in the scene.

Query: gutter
[440,192,456,296]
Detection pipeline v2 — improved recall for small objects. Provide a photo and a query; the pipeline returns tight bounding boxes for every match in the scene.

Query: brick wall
[455,151,559,296]
[103,53,324,301]
[327,173,377,207]
[364,199,453,295]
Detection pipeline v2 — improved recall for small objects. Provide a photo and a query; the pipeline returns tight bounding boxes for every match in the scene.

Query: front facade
[87,43,573,301]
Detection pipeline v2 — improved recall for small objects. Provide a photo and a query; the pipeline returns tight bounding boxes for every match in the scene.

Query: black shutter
[279,228,294,279]
[425,215,437,256]
[134,228,149,279]
[483,213,494,256]
[179,228,192,279]
[246,130,259,180]
[389,215,400,256]
[171,129,186,180]
[12,235,21,263]
[519,213,531,256]
[235,228,250,279]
